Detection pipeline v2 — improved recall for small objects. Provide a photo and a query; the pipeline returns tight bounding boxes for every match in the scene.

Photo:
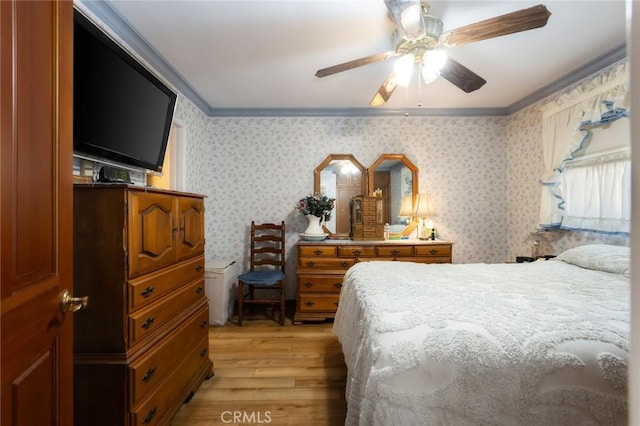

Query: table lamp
[413,193,436,240]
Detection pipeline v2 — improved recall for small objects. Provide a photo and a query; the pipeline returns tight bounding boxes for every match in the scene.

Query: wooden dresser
[294,240,453,324]
[73,185,213,426]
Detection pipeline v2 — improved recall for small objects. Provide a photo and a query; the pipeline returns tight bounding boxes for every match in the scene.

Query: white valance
[538,62,629,228]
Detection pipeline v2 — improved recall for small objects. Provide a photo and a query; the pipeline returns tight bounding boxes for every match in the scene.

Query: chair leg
[237,280,243,326]
[279,281,285,326]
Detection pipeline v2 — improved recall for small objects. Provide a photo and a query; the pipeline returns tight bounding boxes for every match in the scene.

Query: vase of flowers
[296,193,335,236]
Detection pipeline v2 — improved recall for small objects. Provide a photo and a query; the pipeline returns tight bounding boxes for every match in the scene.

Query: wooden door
[128,192,177,278]
[1,1,74,425]
[176,197,205,262]
[335,173,360,235]
[373,171,391,224]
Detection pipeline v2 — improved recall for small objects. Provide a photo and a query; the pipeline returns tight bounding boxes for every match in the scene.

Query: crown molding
[506,42,628,114]
[78,1,627,119]
[208,107,509,118]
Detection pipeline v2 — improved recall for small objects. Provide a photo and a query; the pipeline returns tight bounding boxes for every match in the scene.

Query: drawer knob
[334,301,339,307]
[429,249,438,255]
[306,261,315,267]
[142,366,157,383]
[140,286,155,298]
[200,320,208,328]
[196,265,203,272]
[143,406,157,424]
[304,282,313,288]
[340,261,349,267]
[200,347,208,357]
[313,249,323,255]
[141,316,155,330]
[304,301,315,307]
[334,282,342,289]
[196,286,204,294]
[391,250,400,256]
[352,250,361,256]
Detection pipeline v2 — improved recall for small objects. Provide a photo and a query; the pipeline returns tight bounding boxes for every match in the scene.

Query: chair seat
[238,270,285,285]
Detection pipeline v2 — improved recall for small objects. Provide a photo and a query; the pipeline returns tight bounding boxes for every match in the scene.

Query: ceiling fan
[315,1,551,106]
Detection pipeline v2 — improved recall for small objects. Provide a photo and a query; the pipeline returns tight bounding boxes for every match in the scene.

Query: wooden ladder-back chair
[237,221,286,325]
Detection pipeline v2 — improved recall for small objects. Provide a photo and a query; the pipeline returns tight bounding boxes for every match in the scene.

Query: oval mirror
[314,154,366,239]
[368,154,418,237]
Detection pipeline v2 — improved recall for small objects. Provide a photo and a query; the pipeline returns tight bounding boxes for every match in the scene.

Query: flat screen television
[73,9,177,172]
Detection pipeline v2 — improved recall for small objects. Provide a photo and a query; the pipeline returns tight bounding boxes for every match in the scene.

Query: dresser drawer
[412,256,451,264]
[298,294,340,312]
[414,244,452,257]
[299,257,355,269]
[129,303,209,405]
[131,335,210,426]
[128,256,205,312]
[299,245,337,257]
[376,246,414,257]
[298,275,345,293]
[128,278,205,348]
[337,246,375,257]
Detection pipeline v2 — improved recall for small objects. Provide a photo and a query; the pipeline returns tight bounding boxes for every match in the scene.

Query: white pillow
[554,244,630,276]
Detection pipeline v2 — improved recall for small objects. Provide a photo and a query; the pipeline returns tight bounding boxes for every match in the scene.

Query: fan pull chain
[404,81,409,114]
[417,63,422,108]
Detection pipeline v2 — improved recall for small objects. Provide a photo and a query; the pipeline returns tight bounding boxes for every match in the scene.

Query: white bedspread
[333,260,629,426]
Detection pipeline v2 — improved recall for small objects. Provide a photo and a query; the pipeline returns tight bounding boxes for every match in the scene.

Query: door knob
[60,289,89,313]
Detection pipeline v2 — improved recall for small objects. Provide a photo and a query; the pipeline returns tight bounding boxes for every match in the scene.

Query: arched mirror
[368,154,418,236]
[314,154,366,239]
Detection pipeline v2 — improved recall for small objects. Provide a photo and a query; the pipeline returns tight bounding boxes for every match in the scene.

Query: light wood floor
[171,307,348,426]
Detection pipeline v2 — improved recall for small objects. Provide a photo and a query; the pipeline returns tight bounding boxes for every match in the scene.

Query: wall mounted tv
[73,9,177,172]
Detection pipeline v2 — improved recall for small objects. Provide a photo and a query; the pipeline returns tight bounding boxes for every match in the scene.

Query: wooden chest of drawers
[294,240,453,324]
[73,185,213,425]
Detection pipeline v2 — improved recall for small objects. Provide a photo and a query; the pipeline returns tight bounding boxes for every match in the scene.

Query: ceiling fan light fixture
[421,66,440,84]
[394,53,415,87]
[422,15,443,39]
[400,5,424,37]
[423,49,448,71]
[384,0,425,40]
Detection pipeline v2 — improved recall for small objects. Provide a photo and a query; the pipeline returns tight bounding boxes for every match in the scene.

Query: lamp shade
[398,195,414,217]
[413,193,434,218]
[394,53,415,87]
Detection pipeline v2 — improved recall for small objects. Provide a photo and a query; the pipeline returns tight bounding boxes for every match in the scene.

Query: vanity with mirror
[294,153,454,324]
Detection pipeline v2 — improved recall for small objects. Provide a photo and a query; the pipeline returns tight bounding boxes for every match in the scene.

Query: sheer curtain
[561,154,631,233]
[538,62,629,229]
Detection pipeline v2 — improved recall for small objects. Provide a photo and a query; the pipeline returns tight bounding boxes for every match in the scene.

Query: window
[560,153,630,233]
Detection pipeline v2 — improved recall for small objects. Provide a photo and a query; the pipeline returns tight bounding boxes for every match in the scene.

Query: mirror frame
[314,154,367,239]
[367,153,418,237]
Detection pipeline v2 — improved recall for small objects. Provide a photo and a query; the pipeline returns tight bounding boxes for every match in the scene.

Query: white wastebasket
[205,259,240,325]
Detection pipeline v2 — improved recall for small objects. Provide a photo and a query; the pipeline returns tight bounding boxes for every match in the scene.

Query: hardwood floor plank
[172,318,347,426]
[196,387,344,401]
[253,366,346,379]
[206,377,296,389]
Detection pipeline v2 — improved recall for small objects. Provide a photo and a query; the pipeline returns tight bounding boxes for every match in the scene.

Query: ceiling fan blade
[440,58,486,93]
[315,51,399,78]
[441,4,551,47]
[370,72,398,106]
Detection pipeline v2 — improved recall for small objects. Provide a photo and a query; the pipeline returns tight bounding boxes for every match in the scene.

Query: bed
[333,244,630,425]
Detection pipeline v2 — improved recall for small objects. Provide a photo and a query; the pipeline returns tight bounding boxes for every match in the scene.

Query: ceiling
[81,0,627,116]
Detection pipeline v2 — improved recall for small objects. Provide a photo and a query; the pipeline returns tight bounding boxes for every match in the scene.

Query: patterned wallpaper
[174,64,628,298]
